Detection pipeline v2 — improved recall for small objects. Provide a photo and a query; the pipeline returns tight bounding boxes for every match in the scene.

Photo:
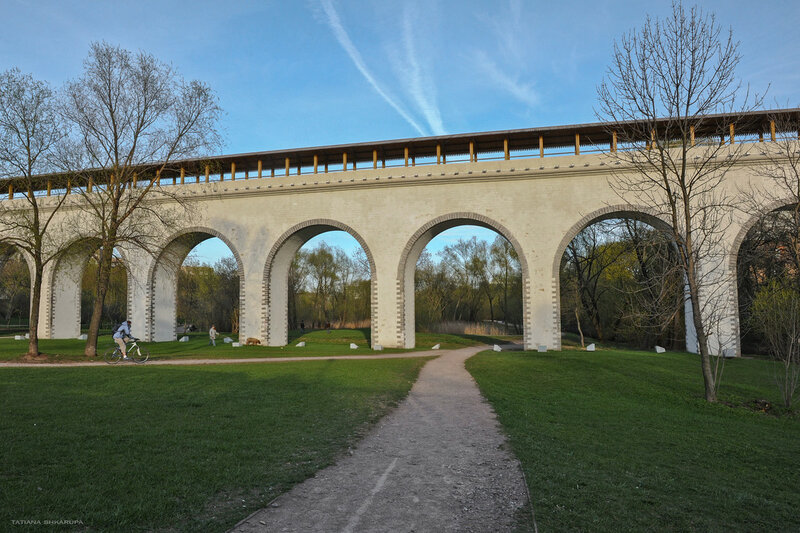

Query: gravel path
[231,345,529,533]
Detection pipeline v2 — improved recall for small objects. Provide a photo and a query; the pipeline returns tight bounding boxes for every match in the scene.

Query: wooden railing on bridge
[3,108,800,200]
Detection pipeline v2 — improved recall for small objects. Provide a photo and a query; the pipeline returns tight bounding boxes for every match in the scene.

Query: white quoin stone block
[586,343,595,351]
[350,343,358,349]
[655,346,666,354]
[493,344,502,352]
[178,336,189,342]
[295,341,306,347]
[537,345,548,352]
[223,337,233,344]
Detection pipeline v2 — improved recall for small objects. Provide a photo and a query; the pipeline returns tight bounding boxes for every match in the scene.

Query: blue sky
[3,0,798,261]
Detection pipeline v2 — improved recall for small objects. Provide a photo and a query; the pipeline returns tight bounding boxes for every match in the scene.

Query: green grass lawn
[466,349,800,531]
[0,328,506,362]
[0,357,430,531]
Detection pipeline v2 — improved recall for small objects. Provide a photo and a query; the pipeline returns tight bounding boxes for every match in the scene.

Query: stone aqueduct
[3,111,799,355]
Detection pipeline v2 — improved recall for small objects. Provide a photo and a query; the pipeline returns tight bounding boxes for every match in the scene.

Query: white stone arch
[46,238,131,339]
[145,226,245,342]
[551,203,677,349]
[727,197,799,354]
[396,212,530,349]
[261,219,377,346]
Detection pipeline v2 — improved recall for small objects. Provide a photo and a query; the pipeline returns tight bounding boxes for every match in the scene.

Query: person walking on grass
[209,325,217,346]
[113,319,132,360]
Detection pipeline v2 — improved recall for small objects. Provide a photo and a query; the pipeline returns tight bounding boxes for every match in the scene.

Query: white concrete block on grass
[77,333,87,340]
[373,344,383,351]
[295,341,306,347]
[655,346,666,353]
[14,335,23,340]
[431,344,440,350]
[349,343,358,349]
[586,343,595,352]
[231,342,241,347]
[178,336,189,342]
[493,344,502,352]
[223,337,233,344]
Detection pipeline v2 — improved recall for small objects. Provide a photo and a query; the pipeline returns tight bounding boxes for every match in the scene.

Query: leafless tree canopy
[596,2,763,402]
[0,69,69,355]
[57,42,223,356]
[60,42,222,249]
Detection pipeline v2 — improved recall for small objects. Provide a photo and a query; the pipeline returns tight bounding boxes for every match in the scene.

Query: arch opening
[148,230,243,342]
[263,221,376,347]
[557,212,686,351]
[0,244,31,335]
[398,214,529,349]
[735,204,800,356]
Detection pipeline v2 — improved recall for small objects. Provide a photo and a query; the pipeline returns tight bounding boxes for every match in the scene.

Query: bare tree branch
[596,2,763,402]
[56,42,222,356]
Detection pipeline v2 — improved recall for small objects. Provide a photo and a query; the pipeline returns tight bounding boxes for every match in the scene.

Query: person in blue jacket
[113,319,132,360]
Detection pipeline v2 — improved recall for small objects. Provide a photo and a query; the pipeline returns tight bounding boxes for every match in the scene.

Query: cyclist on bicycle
[113,319,133,360]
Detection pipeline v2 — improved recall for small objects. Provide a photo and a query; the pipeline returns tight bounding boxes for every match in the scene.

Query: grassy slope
[466,348,800,532]
[0,329,509,362]
[0,357,430,531]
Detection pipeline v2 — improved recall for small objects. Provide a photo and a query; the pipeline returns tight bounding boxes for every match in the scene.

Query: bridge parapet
[3,108,798,200]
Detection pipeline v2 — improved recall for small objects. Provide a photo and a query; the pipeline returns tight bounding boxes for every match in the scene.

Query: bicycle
[104,338,149,364]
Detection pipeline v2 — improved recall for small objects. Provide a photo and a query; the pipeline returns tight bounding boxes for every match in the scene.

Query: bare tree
[750,280,800,408]
[0,69,69,356]
[305,243,338,326]
[0,246,31,326]
[562,220,635,341]
[59,42,221,356]
[596,2,761,401]
[490,235,521,331]
[288,252,309,331]
[415,249,454,326]
[619,219,685,349]
[440,237,485,323]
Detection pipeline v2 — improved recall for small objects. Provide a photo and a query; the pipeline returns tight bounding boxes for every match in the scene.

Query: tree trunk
[84,243,115,357]
[686,267,717,402]
[27,260,44,356]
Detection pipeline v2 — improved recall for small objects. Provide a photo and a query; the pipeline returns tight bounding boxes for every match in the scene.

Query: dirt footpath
[231,346,529,533]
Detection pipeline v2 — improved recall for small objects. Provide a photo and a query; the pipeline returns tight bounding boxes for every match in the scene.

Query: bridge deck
[3,108,799,198]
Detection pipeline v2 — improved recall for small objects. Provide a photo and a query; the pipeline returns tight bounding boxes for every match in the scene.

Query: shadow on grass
[0,357,428,531]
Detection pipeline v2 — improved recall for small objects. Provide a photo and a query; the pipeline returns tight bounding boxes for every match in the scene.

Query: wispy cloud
[475,50,538,109]
[399,5,445,135]
[318,0,428,136]
[474,0,538,111]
